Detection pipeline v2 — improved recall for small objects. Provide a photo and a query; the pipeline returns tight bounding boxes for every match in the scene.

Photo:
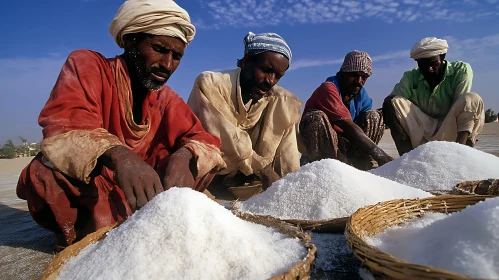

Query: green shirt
[390,60,473,118]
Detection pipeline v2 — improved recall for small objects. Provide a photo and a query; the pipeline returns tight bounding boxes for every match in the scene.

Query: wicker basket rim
[345,195,496,280]
[40,212,316,280]
[232,201,348,224]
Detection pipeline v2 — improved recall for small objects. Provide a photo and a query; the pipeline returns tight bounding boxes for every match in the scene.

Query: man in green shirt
[383,37,484,155]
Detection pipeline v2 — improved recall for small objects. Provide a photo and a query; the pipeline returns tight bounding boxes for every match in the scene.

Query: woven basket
[40,213,316,280]
[232,202,348,233]
[282,217,348,233]
[345,195,496,280]
[451,179,499,195]
[228,183,263,201]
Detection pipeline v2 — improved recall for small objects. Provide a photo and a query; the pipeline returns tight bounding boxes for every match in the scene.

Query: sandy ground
[0,157,55,280]
[1,122,498,279]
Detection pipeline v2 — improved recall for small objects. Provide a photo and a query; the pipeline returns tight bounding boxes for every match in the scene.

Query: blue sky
[1,0,498,144]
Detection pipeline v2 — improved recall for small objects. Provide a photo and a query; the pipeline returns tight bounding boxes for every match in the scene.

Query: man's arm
[453,62,473,101]
[335,119,393,165]
[260,123,301,190]
[161,93,226,190]
[39,50,125,182]
[39,50,163,212]
[306,82,352,126]
[388,71,413,100]
[187,74,255,175]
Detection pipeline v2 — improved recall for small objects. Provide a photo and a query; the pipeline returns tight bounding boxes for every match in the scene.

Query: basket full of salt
[40,188,316,280]
[235,159,432,233]
[345,195,498,279]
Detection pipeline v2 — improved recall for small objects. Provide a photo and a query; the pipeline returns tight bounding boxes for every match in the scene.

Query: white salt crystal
[371,141,499,191]
[237,159,431,220]
[57,188,307,280]
[366,197,499,279]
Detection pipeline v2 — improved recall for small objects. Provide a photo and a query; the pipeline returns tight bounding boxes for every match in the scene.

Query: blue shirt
[325,76,373,121]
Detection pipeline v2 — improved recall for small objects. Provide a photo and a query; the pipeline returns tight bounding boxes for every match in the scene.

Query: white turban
[109,0,196,48]
[410,37,449,60]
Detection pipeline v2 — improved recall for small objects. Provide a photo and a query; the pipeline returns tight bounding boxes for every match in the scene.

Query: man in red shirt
[16,0,226,250]
[300,51,392,169]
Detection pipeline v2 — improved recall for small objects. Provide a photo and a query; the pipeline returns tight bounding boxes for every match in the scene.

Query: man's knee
[300,110,329,132]
[382,96,396,127]
[359,109,384,125]
[458,92,484,111]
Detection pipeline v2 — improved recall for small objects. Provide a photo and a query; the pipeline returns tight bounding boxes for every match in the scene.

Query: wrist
[99,145,132,170]
[370,145,385,158]
[173,147,193,160]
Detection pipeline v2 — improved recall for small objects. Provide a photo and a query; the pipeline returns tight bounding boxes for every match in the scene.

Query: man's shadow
[0,203,54,254]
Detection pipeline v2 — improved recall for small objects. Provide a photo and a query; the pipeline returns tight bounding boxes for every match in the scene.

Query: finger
[163,175,170,191]
[133,183,148,209]
[121,183,137,212]
[165,177,175,190]
[144,182,156,202]
[153,176,164,196]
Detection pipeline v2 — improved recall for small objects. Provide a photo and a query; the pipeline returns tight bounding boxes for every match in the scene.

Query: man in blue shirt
[300,51,392,170]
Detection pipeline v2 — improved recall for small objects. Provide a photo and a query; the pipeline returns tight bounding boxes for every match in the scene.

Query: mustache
[150,66,171,76]
[257,82,272,91]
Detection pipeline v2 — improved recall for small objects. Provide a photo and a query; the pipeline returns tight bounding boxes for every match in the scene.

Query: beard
[125,47,165,91]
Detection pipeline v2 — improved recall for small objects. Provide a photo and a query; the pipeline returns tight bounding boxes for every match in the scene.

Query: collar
[325,75,341,93]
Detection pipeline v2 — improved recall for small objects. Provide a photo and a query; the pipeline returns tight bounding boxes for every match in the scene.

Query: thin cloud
[290,50,408,71]
[289,33,499,71]
[194,0,499,28]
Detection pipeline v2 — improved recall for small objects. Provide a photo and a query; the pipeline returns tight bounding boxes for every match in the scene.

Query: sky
[0,0,498,144]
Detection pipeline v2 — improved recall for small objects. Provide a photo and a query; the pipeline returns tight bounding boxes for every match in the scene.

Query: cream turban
[410,37,449,60]
[109,0,196,48]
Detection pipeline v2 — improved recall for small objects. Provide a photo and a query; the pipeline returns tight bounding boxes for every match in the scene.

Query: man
[383,37,484,155]
[188,32,302,190]
[300,50,393,170]
[16,0,226,249]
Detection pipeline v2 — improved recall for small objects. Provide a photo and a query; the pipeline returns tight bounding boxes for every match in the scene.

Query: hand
[370,146,393,166]
[260,164,281,190]
[101,146,163,212]
[376,154,394,166]
[162,147,196,190]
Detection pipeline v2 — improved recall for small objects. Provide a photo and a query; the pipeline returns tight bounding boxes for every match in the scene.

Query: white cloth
[109,0,196,47]
[188,69,303,177]
[410,37,449,60]
[391,92,484,148]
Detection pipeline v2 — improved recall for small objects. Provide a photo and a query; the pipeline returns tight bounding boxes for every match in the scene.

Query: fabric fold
[41,128,124,183]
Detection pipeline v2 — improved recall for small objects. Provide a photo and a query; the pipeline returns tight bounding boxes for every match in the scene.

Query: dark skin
[239,51,289,188]
[98,34,195,212]
[335,71,393,166]
[240,51,289,104]
[417,54,470,145]
[385,54,468,154]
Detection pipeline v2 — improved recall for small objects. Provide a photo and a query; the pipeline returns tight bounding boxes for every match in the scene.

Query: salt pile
[371,141,499,191]
[366,197,499,279]
[57,188,307,280]
[237,159,431,220]
[311,233,360,279]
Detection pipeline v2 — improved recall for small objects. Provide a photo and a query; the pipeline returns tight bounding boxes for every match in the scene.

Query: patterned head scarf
[109,0,196,48]
[339,50,373,77]
[237,32,292,67]
[410,37,448,60]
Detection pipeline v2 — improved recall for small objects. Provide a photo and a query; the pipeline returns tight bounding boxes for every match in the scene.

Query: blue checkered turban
[237,32,292,67]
